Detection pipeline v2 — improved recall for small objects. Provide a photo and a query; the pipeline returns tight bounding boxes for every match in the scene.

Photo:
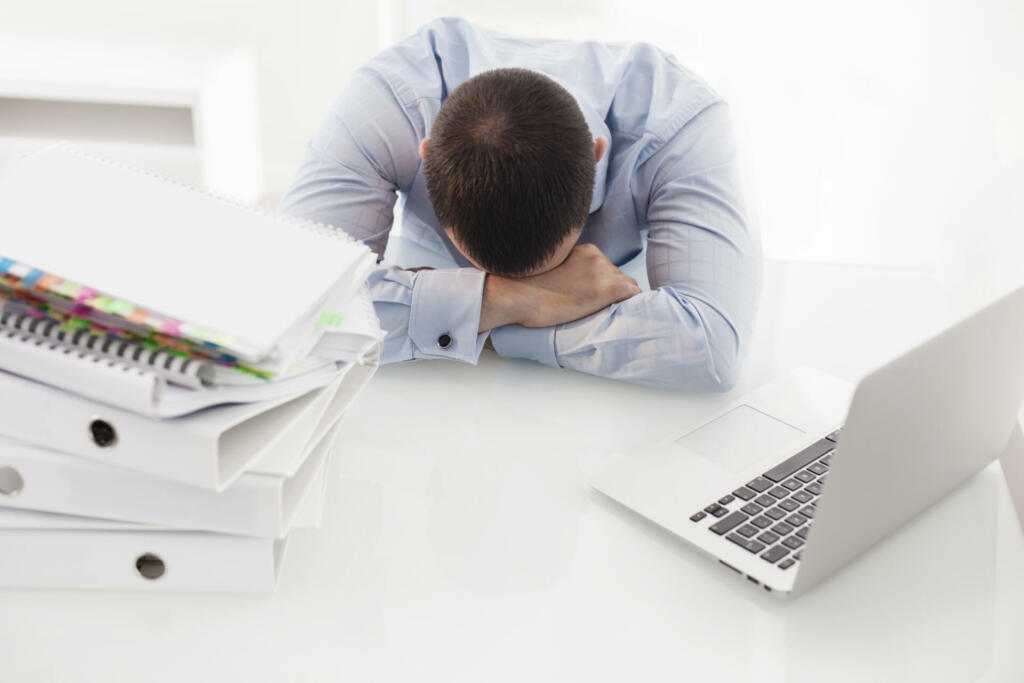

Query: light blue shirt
[281,17,761,391]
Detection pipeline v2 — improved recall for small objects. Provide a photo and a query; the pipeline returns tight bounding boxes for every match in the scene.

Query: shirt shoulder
[360,18,724,158]
[611,43,723,143]
[357,17,478,110]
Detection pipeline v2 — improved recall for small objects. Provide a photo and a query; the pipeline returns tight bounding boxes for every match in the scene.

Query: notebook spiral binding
[53,144,363,245]
[0,310,205,389]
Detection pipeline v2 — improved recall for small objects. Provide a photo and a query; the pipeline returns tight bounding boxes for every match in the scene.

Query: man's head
[421,68,606,277]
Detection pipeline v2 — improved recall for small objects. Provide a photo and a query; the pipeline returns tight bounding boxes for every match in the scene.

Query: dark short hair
[423,68,594,276]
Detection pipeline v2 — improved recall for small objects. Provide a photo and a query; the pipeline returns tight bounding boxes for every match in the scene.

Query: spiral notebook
[0,286,378,418]
[0,144,376,375]
[0,282,380,381]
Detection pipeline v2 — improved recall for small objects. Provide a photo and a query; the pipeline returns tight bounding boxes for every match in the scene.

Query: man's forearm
[478,244,641,333]
[479,274,531,332]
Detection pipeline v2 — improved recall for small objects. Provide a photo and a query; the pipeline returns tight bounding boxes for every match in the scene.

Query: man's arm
[280,68,495,364]
[481,245,641,331]
[488,103,762,391]
[281,68,635,363]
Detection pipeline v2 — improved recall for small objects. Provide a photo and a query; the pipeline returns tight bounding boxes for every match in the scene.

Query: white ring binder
[0,466,23,496]
[88,419,118,448]
[135,553,166,580]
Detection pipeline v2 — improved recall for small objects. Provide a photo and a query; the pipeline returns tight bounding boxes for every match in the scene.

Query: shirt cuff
[409,268,488,363]
[489,324,559,368]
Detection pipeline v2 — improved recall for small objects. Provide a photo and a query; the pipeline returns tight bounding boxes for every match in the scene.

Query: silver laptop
[591,283,1024,597]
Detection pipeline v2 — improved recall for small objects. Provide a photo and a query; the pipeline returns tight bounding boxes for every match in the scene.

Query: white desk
[2,258,1023,682]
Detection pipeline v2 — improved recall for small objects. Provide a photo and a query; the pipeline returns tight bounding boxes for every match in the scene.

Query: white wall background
[2,0,1022,304]
[0,0,380,199]
[383,0,1024,306]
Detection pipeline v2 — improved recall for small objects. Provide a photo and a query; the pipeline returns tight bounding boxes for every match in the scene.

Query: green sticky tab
[54,280,79,298]
[316,311,346,328]
[109,299,134,316]
[87,296,112,312]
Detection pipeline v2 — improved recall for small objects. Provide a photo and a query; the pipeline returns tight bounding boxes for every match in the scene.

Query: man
[281,17,761,391]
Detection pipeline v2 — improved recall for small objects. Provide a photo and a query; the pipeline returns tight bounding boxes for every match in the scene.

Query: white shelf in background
[0,33,262,202]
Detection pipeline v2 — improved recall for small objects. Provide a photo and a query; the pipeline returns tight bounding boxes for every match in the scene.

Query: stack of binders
[0,145,383,592]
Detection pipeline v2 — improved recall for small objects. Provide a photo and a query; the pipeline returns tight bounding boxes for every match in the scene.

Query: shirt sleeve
[279,68,489,364]
[490,102,762,391]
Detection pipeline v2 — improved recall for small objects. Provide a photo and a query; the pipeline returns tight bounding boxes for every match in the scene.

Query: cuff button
[437,333,453,350]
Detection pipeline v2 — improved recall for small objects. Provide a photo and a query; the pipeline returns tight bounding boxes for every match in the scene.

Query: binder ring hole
[89,419,118,448]
[0,466,23,496]
[135,553,165,580]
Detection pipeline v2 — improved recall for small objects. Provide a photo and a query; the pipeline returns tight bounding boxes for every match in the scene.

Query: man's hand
[479,244,641,331]
[518,244,642,326]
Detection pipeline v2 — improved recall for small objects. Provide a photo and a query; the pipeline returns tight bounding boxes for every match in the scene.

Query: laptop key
[718,494,735,505]
[772,522,794,536]
[740,503,763,516]
[704,503,729,517]
[732,487,757,501]
[750,516,772,529]
[795,470,816,483]
[765,507,787,520]
[796,527,809,539]
[748,540,766,554]
[781,479,802,491]
[807,463,827,476]
[821,453,833,465]
[757,531,780,545]
[690,511,707,522]
[778,558,796,570]
[726,533,766,554]
[826,428,842,442]
[761,544,790,564]
[762,438,836,482]
[708,511,748,535]
[785,514,807,527]
[806,482,824,496]
[792,490,813,504]
[746,477,773,492]
[800,505,816,519]
[736,524,758,538]
[754,494,776,507]
[779,499,800,512]
[783,536,805,550]
[768,486,789,499]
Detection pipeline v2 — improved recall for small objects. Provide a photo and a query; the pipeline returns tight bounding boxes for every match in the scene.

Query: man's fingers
[607,277,641,302]
[620,276,642,298]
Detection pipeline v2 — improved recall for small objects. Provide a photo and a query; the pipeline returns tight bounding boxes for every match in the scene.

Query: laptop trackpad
[674,404,805,474]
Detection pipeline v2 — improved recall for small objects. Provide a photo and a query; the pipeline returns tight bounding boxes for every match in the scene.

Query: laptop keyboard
[689,428,841,571]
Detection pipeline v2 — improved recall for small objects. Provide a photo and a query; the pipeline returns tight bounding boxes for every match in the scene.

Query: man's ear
[419,138,430,161]
[594,136,608,164]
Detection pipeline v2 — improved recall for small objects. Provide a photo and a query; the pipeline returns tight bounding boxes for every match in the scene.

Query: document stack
[0,145,382,592]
